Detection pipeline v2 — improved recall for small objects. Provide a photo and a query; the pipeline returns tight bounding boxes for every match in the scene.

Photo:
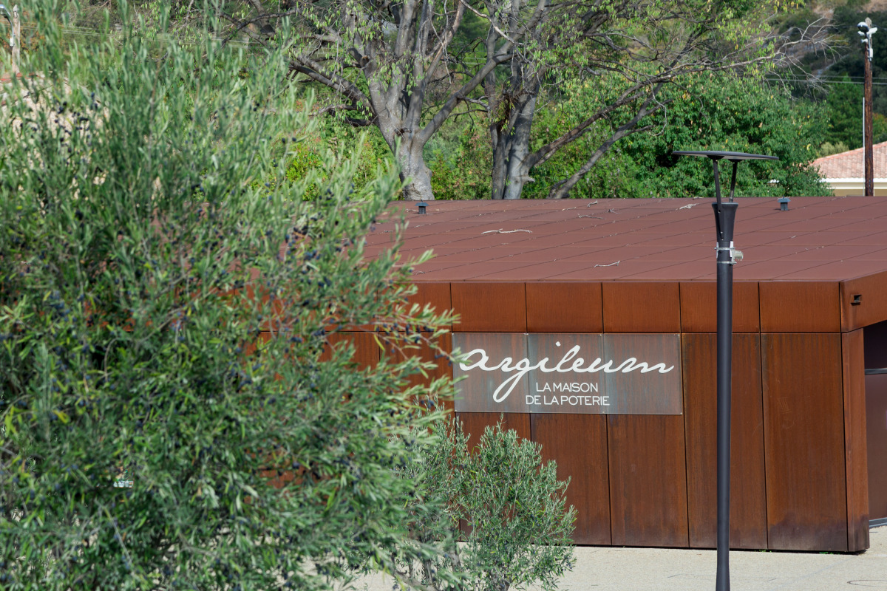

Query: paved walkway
[355,526,887,590]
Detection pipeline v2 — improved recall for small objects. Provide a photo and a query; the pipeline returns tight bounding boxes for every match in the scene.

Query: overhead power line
[764,76,887,86]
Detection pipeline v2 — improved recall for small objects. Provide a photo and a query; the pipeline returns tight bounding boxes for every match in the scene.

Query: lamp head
[859,19,877,36]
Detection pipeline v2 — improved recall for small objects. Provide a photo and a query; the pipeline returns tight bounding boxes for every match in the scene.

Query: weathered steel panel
[762,333,848,551]
[683,333,768,549]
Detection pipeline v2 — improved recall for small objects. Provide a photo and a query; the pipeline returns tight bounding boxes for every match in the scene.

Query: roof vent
[417,201,427,215]
[778,197,790,211]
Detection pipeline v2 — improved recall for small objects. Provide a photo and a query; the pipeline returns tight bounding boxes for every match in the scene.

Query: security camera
[859,21,870,34]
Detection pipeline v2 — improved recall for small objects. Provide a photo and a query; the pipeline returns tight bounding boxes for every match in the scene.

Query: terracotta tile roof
[369,197,887,282]
[812,141,887,179]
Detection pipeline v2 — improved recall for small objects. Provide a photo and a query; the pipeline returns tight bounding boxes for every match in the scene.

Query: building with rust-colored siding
[360,196,887,552]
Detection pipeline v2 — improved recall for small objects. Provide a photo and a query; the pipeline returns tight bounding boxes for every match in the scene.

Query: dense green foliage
[389,420,576,591]
[618,73,831,198]
[420,73,830,199]
[818,4,887,115]
[0,8,578,591]
[141,0,822,199]
[48,2,835,200]
[822,75,864,150]
[0,11,461,591]
[817,75,887,152]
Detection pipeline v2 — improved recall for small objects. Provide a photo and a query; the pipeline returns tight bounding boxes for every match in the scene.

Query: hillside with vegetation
[778,0,887,154]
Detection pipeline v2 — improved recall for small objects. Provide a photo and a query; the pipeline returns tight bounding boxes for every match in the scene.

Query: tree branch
[288,56,376,118]
[547,98,664,199]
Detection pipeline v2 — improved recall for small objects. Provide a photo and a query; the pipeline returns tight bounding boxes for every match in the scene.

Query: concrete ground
[354,526,887,590]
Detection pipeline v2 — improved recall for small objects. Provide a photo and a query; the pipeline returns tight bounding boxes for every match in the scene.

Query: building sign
[453,333,682,415]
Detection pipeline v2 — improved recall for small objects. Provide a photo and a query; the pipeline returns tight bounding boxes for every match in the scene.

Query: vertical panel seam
[447,282,453,332]
[596,282,604,334]
[522,282,529,333]
[678,412,691,546]
[840,332,852,553]
[674,282,682,334]
[606,416,618,545]
[759,283,767,333]
[680,332,693,547]
[602,283,609,334]
[841,331,866,552]
[678,282,684,335]
[603,414,613,546]
[755,282,762,336]
[832,282,843,333]
[754,332,769,550]
[677,283,688,545]
[760,332,771,550]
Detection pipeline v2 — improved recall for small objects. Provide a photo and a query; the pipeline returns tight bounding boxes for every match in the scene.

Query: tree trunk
[398,139,435,201]
[502,94,536,200]
[490,93,537,200]
[490,129,508,200]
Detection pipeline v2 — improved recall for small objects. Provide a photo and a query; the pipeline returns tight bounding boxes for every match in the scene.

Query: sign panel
[453,333,682,415]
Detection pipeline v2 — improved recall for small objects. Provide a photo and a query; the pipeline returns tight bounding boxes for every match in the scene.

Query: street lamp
[672,150,778,591]
[859,18,877,197]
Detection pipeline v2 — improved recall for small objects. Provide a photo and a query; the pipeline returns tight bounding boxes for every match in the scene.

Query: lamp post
[859,18,877,197]
[672,151,778,591]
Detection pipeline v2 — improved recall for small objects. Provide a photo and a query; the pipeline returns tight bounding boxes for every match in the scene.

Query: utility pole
[860,18,878,197]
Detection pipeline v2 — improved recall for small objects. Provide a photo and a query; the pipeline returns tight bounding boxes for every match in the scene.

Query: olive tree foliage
[0,6,458,591]
[385,419,575,591]
[216,0,827,200]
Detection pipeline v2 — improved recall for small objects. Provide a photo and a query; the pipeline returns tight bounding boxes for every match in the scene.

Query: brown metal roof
[366,197,887,282]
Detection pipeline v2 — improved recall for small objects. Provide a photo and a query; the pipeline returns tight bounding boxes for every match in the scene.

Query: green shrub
[426,119,492,200]
[386,420,576,591]
[618,73,831,198]
[280,115,397,200]
[518,72,830,199]
[0,7,454,591]
[816,141,849,158]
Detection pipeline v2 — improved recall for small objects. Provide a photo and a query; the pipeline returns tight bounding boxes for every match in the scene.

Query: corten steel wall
[331,278,872,552]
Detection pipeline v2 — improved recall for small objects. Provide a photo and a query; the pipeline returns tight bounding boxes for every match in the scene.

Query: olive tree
[384,420,576,591]
[0,6,455,590]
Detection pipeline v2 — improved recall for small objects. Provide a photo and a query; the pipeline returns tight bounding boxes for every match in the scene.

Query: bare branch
[460,0,517,44]
[417,48,513,143]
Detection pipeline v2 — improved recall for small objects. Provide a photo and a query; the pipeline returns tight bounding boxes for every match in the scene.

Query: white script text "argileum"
[459,342,675,403]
